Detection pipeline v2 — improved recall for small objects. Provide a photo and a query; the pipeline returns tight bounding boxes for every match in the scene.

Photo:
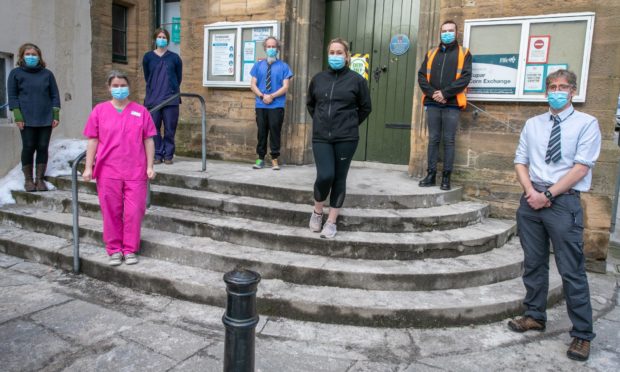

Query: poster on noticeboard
[527,35,550,64]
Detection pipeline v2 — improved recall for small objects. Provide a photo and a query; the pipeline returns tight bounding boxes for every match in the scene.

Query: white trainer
[309,211,323,232]
[320,221,337,239]
[108,252,122,266]
[124,253,139,265]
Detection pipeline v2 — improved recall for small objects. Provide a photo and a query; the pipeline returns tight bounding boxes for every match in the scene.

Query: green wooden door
[325,0,420,164]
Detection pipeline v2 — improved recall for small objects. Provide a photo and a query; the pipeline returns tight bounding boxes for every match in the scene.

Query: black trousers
[312,140,358,208]
[425,105,459,172]
[255,108,284,159]
[516,191,595,341]
[20,126,52,166]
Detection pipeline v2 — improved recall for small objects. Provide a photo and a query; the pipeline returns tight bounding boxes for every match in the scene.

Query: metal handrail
[70,93,207,273]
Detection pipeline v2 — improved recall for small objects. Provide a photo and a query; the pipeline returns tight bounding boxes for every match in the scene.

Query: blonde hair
[327,38,351,66]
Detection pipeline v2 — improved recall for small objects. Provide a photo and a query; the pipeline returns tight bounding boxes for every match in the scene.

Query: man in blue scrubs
[249,36,293,170]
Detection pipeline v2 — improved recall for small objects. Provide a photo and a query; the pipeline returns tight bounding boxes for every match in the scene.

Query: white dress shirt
[514,105,601,191]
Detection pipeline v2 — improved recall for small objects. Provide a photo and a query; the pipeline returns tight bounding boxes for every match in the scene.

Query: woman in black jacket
[8,43,60,192]
[306,38,372,239]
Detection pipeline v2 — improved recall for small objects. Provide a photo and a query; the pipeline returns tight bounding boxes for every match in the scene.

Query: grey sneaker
[309,211,323,232]
[320,221,337,239]
[109,252,122,266]
[124,253,139,265]
[252,159,264,169]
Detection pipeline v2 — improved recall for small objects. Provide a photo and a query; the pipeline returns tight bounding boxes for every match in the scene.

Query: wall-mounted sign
[171,17,181,43]
[211,33,235,76]
[389,34,410,56]
[527,35,550,64]
[469,54,519,94]
[524,65,545,92]
[204,21,279,87]
[350,53,370,80]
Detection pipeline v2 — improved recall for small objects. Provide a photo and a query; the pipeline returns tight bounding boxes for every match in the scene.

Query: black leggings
[20,126,52,166]
[312,140,358,208]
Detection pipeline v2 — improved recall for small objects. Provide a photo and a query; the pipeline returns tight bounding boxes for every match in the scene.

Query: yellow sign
[350,53,370,80]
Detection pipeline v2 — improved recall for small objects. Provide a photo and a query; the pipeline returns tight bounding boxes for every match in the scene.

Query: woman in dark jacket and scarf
[306,38,372,239]
[8,43,60,192]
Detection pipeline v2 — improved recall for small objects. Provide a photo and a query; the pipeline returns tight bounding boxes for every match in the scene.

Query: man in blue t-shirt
[249,36,294,170]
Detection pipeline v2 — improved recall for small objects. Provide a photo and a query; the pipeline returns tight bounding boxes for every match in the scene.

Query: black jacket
[8,66,60,127]
[307,67,372,143]
[417,41,472,107]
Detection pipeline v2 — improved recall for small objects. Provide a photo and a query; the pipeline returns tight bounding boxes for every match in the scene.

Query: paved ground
[1,248,619,372]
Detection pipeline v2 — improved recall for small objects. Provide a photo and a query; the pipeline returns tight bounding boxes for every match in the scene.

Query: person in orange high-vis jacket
[417,20,472,190]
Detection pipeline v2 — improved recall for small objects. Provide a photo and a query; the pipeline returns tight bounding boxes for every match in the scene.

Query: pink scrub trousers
[96,178,147,255]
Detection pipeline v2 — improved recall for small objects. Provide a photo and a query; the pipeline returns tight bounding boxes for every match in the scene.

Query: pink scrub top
[83,101,157,180]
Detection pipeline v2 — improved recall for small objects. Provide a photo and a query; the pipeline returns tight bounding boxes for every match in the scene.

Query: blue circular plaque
[389,34,410,56]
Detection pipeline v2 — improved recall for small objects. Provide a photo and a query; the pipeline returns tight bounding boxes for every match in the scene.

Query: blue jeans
[425,105,459,172]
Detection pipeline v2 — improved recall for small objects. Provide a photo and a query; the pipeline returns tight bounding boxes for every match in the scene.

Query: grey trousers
[425,105,460,172]
[516,191,595,341]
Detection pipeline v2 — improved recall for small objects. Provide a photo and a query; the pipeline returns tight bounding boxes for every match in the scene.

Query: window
[159,0,181,55]
[463,12,595,102]
[112,4,128,63]
[0,53,13,122]
[203,20,279,87]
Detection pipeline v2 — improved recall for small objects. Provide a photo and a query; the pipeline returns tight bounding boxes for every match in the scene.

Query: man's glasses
[547,84,573,92]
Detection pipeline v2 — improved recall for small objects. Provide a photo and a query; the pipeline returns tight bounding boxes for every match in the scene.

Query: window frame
[463,12,595,103]
[0,53,13,125]
[203,20,280,88]
[112,3,128,63]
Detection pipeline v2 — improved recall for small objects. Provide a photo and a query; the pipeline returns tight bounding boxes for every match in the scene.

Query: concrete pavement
[1,249,619,371]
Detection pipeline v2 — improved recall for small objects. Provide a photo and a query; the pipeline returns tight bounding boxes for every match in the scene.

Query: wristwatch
[544,190,554,201]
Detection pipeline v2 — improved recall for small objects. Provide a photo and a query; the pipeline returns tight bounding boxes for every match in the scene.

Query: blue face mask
[24,55,39,67]
[156,38,168,48]
[266,48,277,58]
[328,55,346,70]
[111,87,130,100]
[547,91,570,110]
[440,31,456,44]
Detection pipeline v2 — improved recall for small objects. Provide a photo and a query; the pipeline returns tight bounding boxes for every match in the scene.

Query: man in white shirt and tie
[508,69,601,362]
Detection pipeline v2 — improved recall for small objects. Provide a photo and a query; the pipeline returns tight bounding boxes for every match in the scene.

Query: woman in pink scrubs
[82,71,157,266]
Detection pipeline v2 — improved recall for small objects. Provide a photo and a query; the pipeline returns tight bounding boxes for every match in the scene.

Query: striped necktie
[545,115,562,164]
[266,63,272,92]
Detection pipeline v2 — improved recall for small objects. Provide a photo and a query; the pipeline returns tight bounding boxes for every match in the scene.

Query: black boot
[418,170,436,187]
[440,171,451,190]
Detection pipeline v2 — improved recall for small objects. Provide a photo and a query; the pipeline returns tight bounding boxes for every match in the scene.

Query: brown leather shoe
[507,316,546,333]
[567,337,590,361]
[164,159,173,165]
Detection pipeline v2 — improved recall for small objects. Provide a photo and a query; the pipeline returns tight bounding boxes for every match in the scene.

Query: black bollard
[222,269,261,372]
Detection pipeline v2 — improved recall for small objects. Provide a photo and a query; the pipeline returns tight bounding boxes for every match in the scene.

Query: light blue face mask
[266,48,278,58]
[547,91,570,110]
[156,38,168,48]
[24,55,39,67]
[328,55,346,70]
[111,86,130,100]
[440,31,456,44]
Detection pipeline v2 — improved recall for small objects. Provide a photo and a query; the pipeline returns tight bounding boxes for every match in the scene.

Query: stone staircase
[0,159,563,327]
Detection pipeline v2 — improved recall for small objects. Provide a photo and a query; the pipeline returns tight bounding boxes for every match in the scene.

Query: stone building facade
[86,0,620,270]
[0,0,92,176]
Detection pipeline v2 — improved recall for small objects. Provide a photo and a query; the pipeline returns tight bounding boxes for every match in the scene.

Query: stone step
[0,223,564,328]
[44,178,489,232]
[0,202,524,291]
[146,159,464,208]
[9,191,516,260]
